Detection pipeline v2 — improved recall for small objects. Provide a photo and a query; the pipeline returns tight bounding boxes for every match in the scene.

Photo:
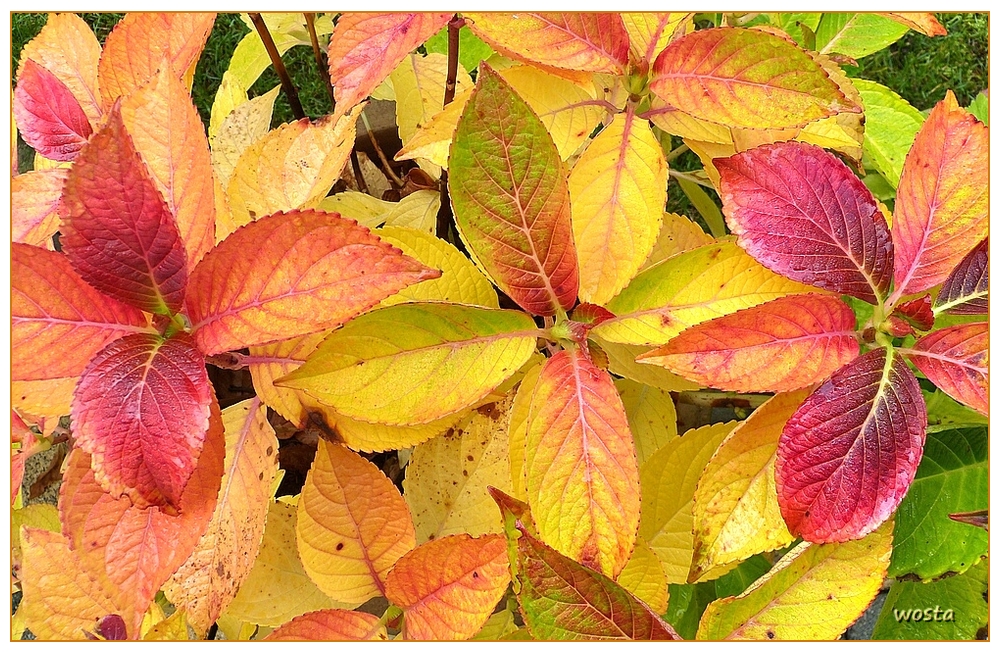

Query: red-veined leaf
[525,349,640,578]
[97,13,216,107]
[717,141,892,304]
[12,168,67,247]
[776,348,926,543]
[264,609,387,641]
[907,323,988,416]
[385,534,510,640]
[60,104,188,315]
[893,294,935,331]
[651,28,857,129]
[880,13,947,37]
[464,13,629,74]
[892,91,989,297]
[12,243,151,382]
[934,238,987,315]
[638,294,859,393]
[186,209,439,355]
[449,64,579,316]
[327,13,452,120]
[13,59,93,161]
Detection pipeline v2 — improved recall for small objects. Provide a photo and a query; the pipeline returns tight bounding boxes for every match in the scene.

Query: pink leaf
[907,323,988,416]
[14,59,93,161]
[933,238,987,316]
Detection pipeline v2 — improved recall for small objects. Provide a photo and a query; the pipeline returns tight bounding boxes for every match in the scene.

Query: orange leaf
[880,13,947,37]
[162,398,279,634]
[385,534,510,640]
[186,210,439,355]
[12,378,76,422]
[12,169,67,247]
[297,440,416,604]
[97,13,216,107]
[525,349,640,579]
[264,609,387,641]
[12,243,151,382]
[907,323,988,416]
[892,91,989,297]
[247,333,328,428]
[327,13,452,120]
[59,395,225,634]
[121,67,216,269]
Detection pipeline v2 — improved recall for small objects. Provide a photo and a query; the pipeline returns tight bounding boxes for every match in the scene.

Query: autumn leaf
[11,169,67,247]
[12,377,77,423]
[596,338,700,392]
[210,85,280,187]
[651,28,857,129]
[616,539,670,614]
[385,534,510,640]
[622,12,692,64]
[638,294,860,393]
[934,238,988,315]
[12,243,151,382]
[14,59,93,161]
[640,211,714,272]
[716,141,892,304]
[297,441,416,604]
[525,348,640,579]
[906,323,988,416]
[449,64,579,316]
[879,12,948,37]
[320,189,441,233]
[60,104,189,315]
[265,609,387,641]
[280,303,538,426]
[186,209,439,355]
[615,378,678,466]
[892,91,989,297]
[776,348,926,543]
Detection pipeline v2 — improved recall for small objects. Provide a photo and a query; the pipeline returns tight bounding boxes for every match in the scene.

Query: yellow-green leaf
[211,85,280,187]
[623,13,692,64]
[208,73,248,143]
[507,360,544,501]
[226,13,333,92]
[615,378,678,466]
[617,538,670,613]
[396,89,472,168]
[318,189,441,233]
[595,337,701,392]
[640,212,715,272]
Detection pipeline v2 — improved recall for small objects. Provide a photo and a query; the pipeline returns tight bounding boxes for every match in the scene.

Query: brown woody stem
[351,149,371,195]
[360,111,405,187]
[443,16,462,107]
[249,12,306,120]
[304,13,336,108]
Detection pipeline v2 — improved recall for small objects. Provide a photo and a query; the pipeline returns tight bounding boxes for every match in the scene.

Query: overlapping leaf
[265,609,386,641]
[934,238,988,315]
[640,211,714,272]
[639,294,859,393]
[14,59,93,161]
[615,378,678,466]
[12,169,67,247]
[320,189,441,233]
[186,210,438,355]
[622,12,692,64]
[280,303,538,426]
[815,13,909,59]
[297,441,416,604]
[874,560,987,640]
[716,141,892,304]
[449,65,579,316]
[907,323,988,416]
[854,79,924,188]
[777,348,926,543]
[892,91,989,297]
[616,539,669,613]
[210,85,280,188]
[385,534,510,640]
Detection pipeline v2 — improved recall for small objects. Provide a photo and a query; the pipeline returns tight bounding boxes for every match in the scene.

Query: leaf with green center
[815,13,909,59]
[892,91,989,297]
[697,521,893,640]
[60,105,188,315]
[186,210,438,356]
[385,534,510,640]
[777,348,927,543]
[716,141,893,304]
[594,242,816,347]
[873,560,987,640]
[854,79,924,188]
[907,323,988,416]
[297,440,415,604]
[449,64,579,316]
[464,13,629,74]
[934,238,988,316]
[525,348,640,579]
[12,168,67,247]
[264,609,386,641]
[14,59,93,161]
[639,294,859,393]
[280,303,538,426]
[651,27,856,130]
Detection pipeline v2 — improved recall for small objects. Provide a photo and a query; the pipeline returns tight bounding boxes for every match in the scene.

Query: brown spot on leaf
[336,542,344,551]
[266,446,274,457]
[766,630,775,639]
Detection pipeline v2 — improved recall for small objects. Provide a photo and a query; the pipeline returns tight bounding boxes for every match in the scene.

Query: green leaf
[890,427,988,580]
[666,555,771,640]
[676,177,726,239]
[924,390,989,433]
[855,79,925,187]
[815,13,908,59]
[966,91,988,126]
[873,561,988,640]
[767,13,822,47]
[424,24,495,74]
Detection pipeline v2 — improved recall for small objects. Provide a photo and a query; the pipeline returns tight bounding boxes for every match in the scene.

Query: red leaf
[186,210,439,356]
[716,141,892,304]
[639,294,860,392]
[907,323,988,416]
[13,59,93,161]
[13,243,151,382]
[60,104,188,315]
[934,238,987,315]
[71,333,213,510]
[893,294,935,331]
[776,348,926,543]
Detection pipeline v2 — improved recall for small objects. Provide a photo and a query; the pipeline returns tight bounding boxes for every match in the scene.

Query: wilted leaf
[297,441,416,604]
[265,609,386,641]
[211,85,280,187]
[187,210,438,355]
[12,169,67,246]
[777,348,926,543]
[616,539,669,613]
[907,323,988,416]
[14,59,93,161]
[385,534,510,640]
[854,79,924,188]
[449,65,579,316]
[934,238,988,316]
[892,91,989,296]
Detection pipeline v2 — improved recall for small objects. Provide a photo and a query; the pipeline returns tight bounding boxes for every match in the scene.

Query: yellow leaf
[623,13,693,64]
[215,613,259,641]
[617,538,670,614]
[640,212,715,272]
[248,332,328,428]
[208,72,249,143]
[615,378,678,466]
[377,225,499,308]
[649,100,733,144]
[639,421,734,583]
[595,337,701,392]
[396,89,472,168]
[211,85,280,187]
[224,501,340,627]
[143,609,191,640]
[297,441,416,604]
[471,608,519,640]
[507,361,544,501]
[328,409,469,454]
[697,521,894,640]
[32,150,71,171]
[319,189,441,233]
[404,395,515,543]
[570,112,666,305]
[690,392,805,582]
[213,173,238,244]
[227,13,333,92]
[11,377,76,422]
[11,503,59,571]
[595,242,817,346]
